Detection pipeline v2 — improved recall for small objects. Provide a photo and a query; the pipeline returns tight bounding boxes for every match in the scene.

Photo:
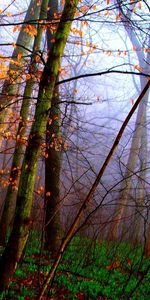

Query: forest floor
[0,232,150,300]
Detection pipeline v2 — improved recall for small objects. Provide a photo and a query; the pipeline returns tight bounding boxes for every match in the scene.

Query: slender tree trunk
[45,86,62,256]
[108,93,147,241]
[0,0,40,148]
[0,0,79,292]
[0,0,48,246]
[131,104,147,245]
[44,0,62,256]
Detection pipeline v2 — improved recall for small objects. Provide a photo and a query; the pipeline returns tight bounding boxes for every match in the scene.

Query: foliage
[1,233,150,299]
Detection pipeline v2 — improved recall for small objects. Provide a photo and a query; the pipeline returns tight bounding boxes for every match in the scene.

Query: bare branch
[37,80,150,299]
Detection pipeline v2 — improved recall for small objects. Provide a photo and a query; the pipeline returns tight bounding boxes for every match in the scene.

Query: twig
[37,80,150,300]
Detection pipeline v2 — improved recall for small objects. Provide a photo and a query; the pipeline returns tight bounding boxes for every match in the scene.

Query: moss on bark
[0,0,48,246]
[0,0,79,291]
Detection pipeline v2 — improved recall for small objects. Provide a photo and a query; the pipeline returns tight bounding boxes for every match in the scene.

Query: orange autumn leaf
[13,25,21,33]
[126,258,131,266]
[45,153,49,159]
[132,7,137,13]
[138,1,142,9]
[143,48,150,53]
[116,12,121,22]
[81,20,88,27]
[134,65,142,72]
[106,261,121,270]
[6,11,12,17]
[0,63,9,79]
[92,5,97,11]
[105,10,110,16]
[46,191,51,197]
[17,52,22,61]
[23,24,37,37]
[61,0,65,6]
[131,99,134,105]
[71,27,84,37]
[25,73,31,80]
[51,38,56,43]
[133,46,137,51]
[80,5,88,13]
[35,54,41,63]
[12,42,16,48]
[117,49,121,56]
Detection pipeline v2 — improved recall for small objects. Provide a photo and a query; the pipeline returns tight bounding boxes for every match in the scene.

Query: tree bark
[0,0,79,292]
[0,0,40,148]
[44,0,62,256]
[0,0,48,246]
[131,102,147,245]
[45,86,62,256]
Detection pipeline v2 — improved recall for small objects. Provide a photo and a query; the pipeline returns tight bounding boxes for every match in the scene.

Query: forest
[0,0,150,299]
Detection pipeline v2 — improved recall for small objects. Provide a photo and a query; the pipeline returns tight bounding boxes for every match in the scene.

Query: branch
[57,70,149,85]
[0,43,33,54]
[37,79,150,300]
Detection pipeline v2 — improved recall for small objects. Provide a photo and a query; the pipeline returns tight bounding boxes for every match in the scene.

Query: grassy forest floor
[0,232,150,300]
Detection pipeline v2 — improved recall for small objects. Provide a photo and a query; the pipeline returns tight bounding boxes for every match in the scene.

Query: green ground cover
[0,232,150,299]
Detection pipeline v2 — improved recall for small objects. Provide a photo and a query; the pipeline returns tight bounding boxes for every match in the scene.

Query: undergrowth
[0,231,150,299]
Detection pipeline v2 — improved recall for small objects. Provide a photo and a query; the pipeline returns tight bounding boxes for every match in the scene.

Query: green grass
[1,232,150,299]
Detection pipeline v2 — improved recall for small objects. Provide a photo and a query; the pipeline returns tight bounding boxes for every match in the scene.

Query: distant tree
[108,1,150,244]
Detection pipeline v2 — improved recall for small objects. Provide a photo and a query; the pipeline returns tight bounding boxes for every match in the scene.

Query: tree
[44,0,62,257]
[0,0,79,291]
[0,0,40,148]
[0,0,149,296]
[0,0,48,246]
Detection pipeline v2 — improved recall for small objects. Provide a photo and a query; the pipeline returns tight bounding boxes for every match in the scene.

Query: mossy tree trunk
[0,0,40,148]
[0,0,79,292]
[44,0,62,257]
[0,0,48,246]
[45,85,62,256]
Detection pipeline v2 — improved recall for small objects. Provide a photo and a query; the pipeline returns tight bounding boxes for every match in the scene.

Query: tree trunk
[44,0,62,256]
[131,103,147,245]
[0,0,48,246]
[108,94,147,241]
[0,0,79,292]
[0,0,40,148]
[45,85,62,256]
